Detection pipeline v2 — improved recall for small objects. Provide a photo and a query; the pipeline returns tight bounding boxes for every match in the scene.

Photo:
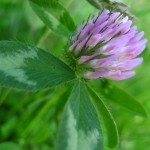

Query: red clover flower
[68,9,147,80]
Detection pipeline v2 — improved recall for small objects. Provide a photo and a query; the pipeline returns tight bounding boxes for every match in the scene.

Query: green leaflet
[29,0,76,37]
[0,41,75,90]
[0,142,21,150]
[57,80,103,150]
[93,80,148,118]
[87,84,119,148]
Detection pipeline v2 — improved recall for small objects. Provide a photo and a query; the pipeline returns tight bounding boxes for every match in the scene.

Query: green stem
[37,29,51,47]
[21,87,67,138]
[66,0,73,8]
[0,89,11,106]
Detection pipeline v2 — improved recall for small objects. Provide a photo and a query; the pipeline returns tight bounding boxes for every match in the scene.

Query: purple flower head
[68,9,147,80]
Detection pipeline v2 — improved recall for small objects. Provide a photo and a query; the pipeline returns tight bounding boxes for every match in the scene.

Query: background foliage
[0,0,150,150]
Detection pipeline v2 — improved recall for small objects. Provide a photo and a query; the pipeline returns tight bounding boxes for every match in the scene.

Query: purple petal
[89,55,116,68]
[100,35,129,55]
[111,20,132,37]
[72,25,84,41]
[78,53,99,64]
[108,12,120,24]
[130,31,145,43]
[107,16,128,30]
[108,58,143,71]
[89,56,143,71]
[125,26,137,39]
[105,71,136,80]
[69,40,79,51]
[86,34,102,48]
[121,20,132,34]
[85,70,135,80]
[120,20,132,34]
[93,9,110,22]
[107,21,119,29]
[124,39,148,58]
[85,70,109,79]
[95,10,110,25]
[101,9,110,16]
[100,29,113,42]
[121,16,129,23]
[91,21,108,34]
[78,21,94,39]
[75,36,89,52]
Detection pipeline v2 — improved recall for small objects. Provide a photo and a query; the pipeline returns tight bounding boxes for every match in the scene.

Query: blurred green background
[0,0,150,149]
